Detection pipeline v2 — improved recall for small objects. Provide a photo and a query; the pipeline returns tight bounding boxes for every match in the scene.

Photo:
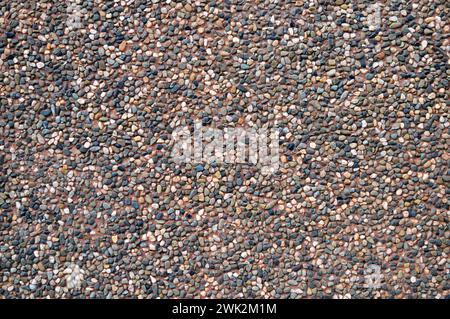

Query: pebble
[0,0,447,300]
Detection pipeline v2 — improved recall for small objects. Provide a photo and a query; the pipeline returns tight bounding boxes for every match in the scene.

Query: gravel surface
[0,0,449,299]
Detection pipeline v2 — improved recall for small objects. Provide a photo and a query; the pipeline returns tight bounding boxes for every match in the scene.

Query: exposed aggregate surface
[0,0,449,298]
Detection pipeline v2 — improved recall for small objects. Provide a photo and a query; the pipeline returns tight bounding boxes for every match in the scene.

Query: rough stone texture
[0,0,448,299]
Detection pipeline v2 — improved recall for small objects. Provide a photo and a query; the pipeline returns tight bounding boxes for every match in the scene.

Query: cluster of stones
[0,0,448,299]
